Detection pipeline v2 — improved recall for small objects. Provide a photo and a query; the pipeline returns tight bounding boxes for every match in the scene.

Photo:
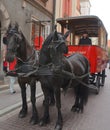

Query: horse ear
[15,22,19,31]
[53,25,58,41]
[15,22,18,27]
[64,31,70,39]
[53,30,58,41]
[8,23,12,29]
[6,23,12,33]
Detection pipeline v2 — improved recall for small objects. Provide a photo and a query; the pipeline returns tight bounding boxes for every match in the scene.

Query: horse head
[49,30,70,65]
[39,32,54,65]
[4,22,25,62]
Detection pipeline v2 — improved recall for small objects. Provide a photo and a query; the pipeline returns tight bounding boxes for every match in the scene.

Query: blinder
[4,29,22,51]
[49,32,67,52]
[12,35,21,53]
[48,40,65,54]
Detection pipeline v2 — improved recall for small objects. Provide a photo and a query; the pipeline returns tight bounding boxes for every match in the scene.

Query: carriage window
[91,37,98,45]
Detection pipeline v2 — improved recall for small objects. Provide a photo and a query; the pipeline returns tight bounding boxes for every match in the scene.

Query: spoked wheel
[101,69,106,87]
[95,73,101,94]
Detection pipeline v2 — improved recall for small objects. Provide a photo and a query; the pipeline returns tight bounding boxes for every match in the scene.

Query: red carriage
[56,15,108,94]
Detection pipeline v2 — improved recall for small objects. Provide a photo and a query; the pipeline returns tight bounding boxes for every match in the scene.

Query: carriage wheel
[101,69,106,87]
[95,74,101,94]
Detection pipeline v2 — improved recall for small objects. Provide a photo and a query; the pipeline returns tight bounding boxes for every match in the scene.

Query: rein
[49,40,65,50]
[6,48,39,76]
[16,48,38,64]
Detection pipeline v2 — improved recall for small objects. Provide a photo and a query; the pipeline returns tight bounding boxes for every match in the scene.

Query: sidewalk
[0,81,43,117]
[0,77,9,91]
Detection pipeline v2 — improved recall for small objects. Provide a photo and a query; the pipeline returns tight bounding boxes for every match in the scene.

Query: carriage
[56,15,108,94]
[5,16,109,130]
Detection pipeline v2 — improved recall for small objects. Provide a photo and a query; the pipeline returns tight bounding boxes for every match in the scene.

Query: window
[31,18,51,50]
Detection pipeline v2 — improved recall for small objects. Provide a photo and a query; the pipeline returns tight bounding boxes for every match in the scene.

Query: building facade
[80,0,91,15]
[0,0,54,79]
[55,0,81,19]
[55,0,91,33]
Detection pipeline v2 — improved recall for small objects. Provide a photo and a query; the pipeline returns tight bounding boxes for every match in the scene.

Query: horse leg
[71,95,80,112]
[54,88,63,130]
[71,85,81,112]
[30,81,39,125]
[72,95,84,113]
[49,88,55,106]
[78,77,89,113]
[39,86,50,126]
[79,97,84,113]
[72,78,89,113]
[18,82,28,118]
[43,88,55,106]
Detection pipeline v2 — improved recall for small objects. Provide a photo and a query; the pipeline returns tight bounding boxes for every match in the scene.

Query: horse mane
[41,32,54,48]
[39,32,54,65]
[17,31,33,61]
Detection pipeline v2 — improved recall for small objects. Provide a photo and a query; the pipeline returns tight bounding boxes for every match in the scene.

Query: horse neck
[39,33,54,65]
[39,46,51,65]
[53,52,64,66]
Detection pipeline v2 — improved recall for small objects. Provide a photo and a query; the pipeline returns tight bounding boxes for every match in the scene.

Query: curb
[0,83,18,92]
[0,92,43,117]
[0,84,9,91]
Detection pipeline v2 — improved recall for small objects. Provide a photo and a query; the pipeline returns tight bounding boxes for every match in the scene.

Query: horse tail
[75,57,90,106]
[82,58,90,104]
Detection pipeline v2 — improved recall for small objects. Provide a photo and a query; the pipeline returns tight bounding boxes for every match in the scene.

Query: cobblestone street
[0,67,110,130]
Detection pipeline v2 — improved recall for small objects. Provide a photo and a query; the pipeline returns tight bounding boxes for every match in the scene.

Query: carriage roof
[56,15,107,37]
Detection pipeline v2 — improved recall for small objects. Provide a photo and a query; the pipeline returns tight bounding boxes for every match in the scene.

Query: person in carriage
[79,31,92,45]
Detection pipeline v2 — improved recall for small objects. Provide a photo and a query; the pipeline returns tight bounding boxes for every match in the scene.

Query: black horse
[37,30,90,130]
[4,23,52,125]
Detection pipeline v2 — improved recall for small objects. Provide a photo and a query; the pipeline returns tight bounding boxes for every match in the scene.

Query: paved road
[0,67,110,130]
[0,81,43,116]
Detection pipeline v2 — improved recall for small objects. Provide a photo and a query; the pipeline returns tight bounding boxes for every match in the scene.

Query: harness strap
[63,57,74,93]
[61,70,97,90]
[64,57,73,73]
[62,57,91,93]
[16,48,36,64]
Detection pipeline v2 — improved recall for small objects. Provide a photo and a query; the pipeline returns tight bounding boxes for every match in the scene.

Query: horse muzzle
[5,52,15,62]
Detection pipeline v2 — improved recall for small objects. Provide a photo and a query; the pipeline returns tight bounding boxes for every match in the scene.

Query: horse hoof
[18,111,27,118]
[55,124,62,130]
[30,119,38,125]
[30,117,39,125]
[80,109,83,113]
[75,108,83,113]
[39,117,50,126]
[19,113,26,118]
[71,106,76,112]
[39,120,44,126]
